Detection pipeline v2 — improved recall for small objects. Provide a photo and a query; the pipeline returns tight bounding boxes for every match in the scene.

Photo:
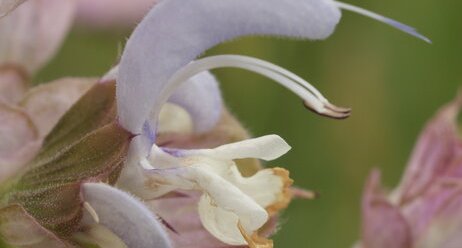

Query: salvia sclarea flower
[0,0,429,248]
[103,0,428,247]
[356,94,462,248]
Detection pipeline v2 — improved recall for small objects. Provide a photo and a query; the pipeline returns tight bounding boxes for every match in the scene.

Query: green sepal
[2,81,132,237]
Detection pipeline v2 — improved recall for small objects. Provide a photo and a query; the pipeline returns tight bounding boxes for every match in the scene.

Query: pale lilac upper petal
[0,0,75,74]
[82,183,173,248]
[117,0,341,133]
[168,71,222,133]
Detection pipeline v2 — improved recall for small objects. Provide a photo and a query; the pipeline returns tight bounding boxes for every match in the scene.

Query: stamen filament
[157,55,350,123]
[334,1,431,43]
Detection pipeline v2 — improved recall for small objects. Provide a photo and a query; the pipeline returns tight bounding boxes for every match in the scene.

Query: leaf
[0,204,69,247]
[7,123,131,236]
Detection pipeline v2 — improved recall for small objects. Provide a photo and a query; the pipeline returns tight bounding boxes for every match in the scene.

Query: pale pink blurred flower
[357,94,462,248]
[0,0,94,183]
[76,0,156,29]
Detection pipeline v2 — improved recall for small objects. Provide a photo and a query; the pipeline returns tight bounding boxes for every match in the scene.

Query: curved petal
[20,77,95,137]
[361,170,413,248]
[157,103,193,135]
[103,65,223,134]
[181,134,291,161]
[0,65,27,104]
[0,102,40,182]
[168,71,222,133]
[117,0,341,133]
[0,0,75,74]
[392,95,462,204]
[416,185,462,248]
[151,192,240,248]
[73,224,128,248]
[82,183,172,248]
[146,166,268,245]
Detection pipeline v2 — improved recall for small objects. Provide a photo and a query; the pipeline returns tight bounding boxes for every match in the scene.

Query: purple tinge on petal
[117,0,341,133]
[168,71,223,133]
[361,170,413,248]
[0,0,75,74]
[416,184,462,248]
[394,95,462,204]
[82,183,173,248]
[150,191,245,248]
[400,178,462,240]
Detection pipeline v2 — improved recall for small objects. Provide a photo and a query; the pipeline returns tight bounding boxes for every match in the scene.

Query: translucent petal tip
[383,17,432,44]
[334,1,431,44]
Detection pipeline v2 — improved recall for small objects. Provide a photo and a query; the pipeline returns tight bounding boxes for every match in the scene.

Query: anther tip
[325,102,352,114]
[291,187,320,200]
[303,101,352,120]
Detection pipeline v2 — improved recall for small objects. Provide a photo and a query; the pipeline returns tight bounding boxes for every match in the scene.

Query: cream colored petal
[0,0,76,74]
[157,103,193,135]
[156,108,262,177]
[0,65,27,104]
[0,102,40,182]
[150,191,238,248]
[20,77,95,137]
[147,165,268,245]
[73,224,128,248]
[227,166,293,214]
[181,135,290,161]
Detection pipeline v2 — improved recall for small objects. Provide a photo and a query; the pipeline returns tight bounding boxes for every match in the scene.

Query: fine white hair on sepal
[82,183,173,248]
[117,0,342,133]
[334,1,431,43]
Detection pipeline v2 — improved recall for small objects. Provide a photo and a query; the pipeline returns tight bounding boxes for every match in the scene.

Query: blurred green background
[35,0,462,247]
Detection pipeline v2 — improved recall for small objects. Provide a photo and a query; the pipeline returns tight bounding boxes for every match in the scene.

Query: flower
[104,0,428,247]
[356,94,462,248]
[0,0,430,247]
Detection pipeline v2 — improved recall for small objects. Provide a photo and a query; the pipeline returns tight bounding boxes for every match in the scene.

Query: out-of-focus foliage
[35,0,462,247]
